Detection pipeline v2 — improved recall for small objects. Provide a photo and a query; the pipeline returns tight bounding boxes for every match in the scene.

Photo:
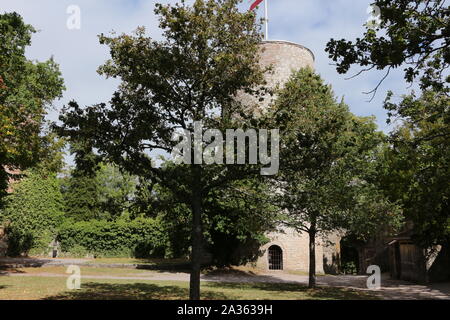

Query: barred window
[268,245,283,270]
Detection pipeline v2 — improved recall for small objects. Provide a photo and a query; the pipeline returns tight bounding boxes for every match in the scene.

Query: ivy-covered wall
[0,170,64,256]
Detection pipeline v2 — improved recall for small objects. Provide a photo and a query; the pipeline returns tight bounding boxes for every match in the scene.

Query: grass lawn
[3,266,158,276]
[0,276,375,300]
[0,272,376,300]
[83,257,189,266]
[0,265,377,300]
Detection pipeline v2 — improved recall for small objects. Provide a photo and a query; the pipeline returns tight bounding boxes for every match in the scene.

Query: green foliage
[0,170,65,256]
[36,132,67,174]
[326,0,449,96]
[135,174,276,266]
[340,235,363,275]
[325,0,449,248]
[62,174,102,221]
[62,162,137,221]
[96,163,137,219]
[133,180,192,258]
[268,68,402,239]
[57,217,170,258]
[203,180,275,267]
[341,261,358,275]
[381,89,450,246]
[0,12,65,200]
[267,68,403,287]
[55,0,270,299]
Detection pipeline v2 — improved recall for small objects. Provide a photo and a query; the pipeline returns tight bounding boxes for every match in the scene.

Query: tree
[142,169,277,267]
[325,0,449,247]
[203,179,276,267]
[62,173,102,221]
[96,163,137,220]
[0,12,65,201]
[380,89,450,247]
[36,131,67,174]
[326,0,449,99]
[56,0,272,299]
[133,179,192,258]
[62,162,137,221]
[268,69,402,288]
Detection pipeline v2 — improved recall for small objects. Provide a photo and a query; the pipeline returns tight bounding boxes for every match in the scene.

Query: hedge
[57,217,170,258]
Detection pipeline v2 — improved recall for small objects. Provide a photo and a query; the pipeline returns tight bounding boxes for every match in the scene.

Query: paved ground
[1,257,449,300]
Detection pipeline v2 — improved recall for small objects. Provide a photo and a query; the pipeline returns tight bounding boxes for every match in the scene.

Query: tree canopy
[325,0,449,248]
[326,0,449,98]
[0,12,65,201]
[267,68,403,287]
[381,89,450,246]
[56,0,273,300]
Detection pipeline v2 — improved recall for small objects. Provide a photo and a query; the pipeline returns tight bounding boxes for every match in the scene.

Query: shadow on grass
[0,257,49,269]
[202,270,298,284]
[135,262,192,273]
[0,266,25,275]
[43,281,372,300]
[84,258,192,273]
[43,282,228,300]
[205,282,374,300]
[203,267,258,277]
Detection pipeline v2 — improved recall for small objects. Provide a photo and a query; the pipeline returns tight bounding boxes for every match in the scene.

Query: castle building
[246,40,341,273]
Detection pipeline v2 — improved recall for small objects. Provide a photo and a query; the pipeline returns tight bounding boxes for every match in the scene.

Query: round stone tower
[242,40,341,273]
[237,40,315,113]
[258,40,315,90]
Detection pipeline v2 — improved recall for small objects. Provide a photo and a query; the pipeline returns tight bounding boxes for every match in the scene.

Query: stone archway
[268,245,283,270]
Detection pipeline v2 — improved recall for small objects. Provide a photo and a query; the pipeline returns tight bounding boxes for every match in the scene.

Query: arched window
[268,245,283,270]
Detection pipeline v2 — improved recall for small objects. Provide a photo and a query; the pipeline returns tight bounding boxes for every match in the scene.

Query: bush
[341,261,358,275]
[57,217,170,258]
[5,229,34,257]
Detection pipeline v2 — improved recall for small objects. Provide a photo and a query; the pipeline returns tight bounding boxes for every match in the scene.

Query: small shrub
[341,261,358,275]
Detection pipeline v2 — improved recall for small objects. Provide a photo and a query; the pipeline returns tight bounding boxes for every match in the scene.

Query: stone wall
[256,227,325,273]
[236,40,315,114]
[322,232,342,274]
[254,227,341,273]
[258,40,315,88]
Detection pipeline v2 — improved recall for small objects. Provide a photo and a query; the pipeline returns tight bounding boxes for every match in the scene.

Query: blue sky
[0,0,412,133]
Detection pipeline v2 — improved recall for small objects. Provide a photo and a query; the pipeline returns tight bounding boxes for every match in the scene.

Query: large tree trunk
[189,168,203,300]
[308,228,316,289]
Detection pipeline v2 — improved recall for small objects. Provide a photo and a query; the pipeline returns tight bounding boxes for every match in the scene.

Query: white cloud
[0,0,413,132]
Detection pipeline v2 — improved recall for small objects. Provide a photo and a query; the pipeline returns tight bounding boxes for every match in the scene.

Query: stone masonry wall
[236,40,315,113]
[256,227,325,273]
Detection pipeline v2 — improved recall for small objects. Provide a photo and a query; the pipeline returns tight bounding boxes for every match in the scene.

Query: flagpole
[264,0,268,40]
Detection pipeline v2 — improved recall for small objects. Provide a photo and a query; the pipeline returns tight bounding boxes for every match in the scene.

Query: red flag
[249,0,264,11]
